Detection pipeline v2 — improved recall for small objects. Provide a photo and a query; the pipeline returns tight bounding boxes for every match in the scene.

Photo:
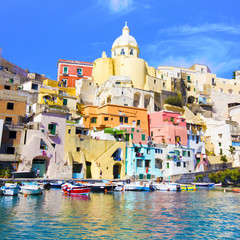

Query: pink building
[148,111,187,147]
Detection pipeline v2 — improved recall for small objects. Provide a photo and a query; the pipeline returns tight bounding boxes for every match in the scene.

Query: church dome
[111,22,139,50]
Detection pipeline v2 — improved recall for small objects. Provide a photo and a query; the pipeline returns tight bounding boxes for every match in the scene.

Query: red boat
[62,183,91,196]
[232,188,240,193]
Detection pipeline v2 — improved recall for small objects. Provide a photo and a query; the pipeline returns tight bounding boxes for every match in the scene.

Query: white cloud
[98,0,136,14]
[142,35,240,78]
[158,23,240,36]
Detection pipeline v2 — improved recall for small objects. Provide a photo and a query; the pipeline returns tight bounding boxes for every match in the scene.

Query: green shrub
[165,96,183,107]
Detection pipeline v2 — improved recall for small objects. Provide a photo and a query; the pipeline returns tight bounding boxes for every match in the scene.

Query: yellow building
[64,124,126,179]
[92,23,164,92]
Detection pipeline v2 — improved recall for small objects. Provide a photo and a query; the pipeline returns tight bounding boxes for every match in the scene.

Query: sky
[0,0,240,80]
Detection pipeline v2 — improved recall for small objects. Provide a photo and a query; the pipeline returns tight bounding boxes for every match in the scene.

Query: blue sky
[0,0,240,80]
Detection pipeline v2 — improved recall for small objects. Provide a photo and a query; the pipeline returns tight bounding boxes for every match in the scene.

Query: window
[187,151,191,157]
[62,79,67,87]
[68,129,71,134]
[137,159,143,167]
[77,68,83,75]
[7,102,14,110]
[131,128,134,132]
[119,116,124,123]
[48,124,56,135]
[154,79,156,84]
[63,66,68,74]
[40,139,48,150]
[124,117,128,123]
[137,120,141,126]
[5,117,12,124]
[104,117,109,121]
[76,147,81,152]
[51,143,56,149]
[167,163,169,169]
[32,83,38,90]
[7,147,15,154]
[177,162,181,167]
[4,85,11,90]
[9,131,17,139]
[187,76,191,82]
[183,162,186,168]
[91,117,97,123]
[151,131,153,137]
[130,48,133,55]
[63,99,68,105]
[196,136,200,144]
[120,48,125,55]
[142,134,145,141]
[219,142,222,147]
[155,159,162,169]
[183,151,187,157]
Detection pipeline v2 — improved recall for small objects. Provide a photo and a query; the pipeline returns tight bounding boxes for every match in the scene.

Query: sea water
[0,189,240,239]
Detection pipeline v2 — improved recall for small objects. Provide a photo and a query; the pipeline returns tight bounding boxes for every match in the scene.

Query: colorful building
[83,104,148,134]
[148,110,187,147]
[57,59,93,88]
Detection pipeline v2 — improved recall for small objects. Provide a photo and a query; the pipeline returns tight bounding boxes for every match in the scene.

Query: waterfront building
[203,117,240,167]
[19,107,71,178]
[65,123,126,179]
[83,104,148,134]
[57,59,93,88]
[148,110,187,147]
[0,71,27,170]
[125,143,163,180]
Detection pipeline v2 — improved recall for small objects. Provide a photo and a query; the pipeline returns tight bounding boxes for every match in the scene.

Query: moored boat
[88,182,116,192]
[1,183,20,196]
[50,181,64,188]
[62,182,91,196]
[152,182,181,192]
[191,182,215,188]
[180,184,196,191]
[232,188,240,193]
[20,182,43,195]
[124,181,145,191]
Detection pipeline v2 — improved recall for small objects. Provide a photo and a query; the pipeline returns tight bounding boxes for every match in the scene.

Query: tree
[220,155,227,163]
[229,146,236,160]
[164,95,183,107]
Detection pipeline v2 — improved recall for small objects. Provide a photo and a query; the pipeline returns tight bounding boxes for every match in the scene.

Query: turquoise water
[0,189,240,239]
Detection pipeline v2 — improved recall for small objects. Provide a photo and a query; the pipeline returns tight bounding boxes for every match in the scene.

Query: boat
[152,182,181,192]
[179,184,196,191]
[124,181,155,191]
[232,188,240,193]
[191,182,215,188]
[20,182,43,195]
[214,183,222,187]
[50,181,64,188]
[88,182,116,192]
[62,182,91,196]
[1,183,20,196]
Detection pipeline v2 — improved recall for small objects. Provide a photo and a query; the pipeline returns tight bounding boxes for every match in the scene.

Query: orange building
[57,59,93,88]
[83,104,148,134]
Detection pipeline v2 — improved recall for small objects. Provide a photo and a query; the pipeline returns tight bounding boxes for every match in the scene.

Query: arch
[144,94,151,109]
[31,156,49,177]
[188,96,195,104]
[113,163,121,179]
[133,92,141,107]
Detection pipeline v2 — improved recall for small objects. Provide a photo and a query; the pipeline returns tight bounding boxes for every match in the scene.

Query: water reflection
[0,190,240,239]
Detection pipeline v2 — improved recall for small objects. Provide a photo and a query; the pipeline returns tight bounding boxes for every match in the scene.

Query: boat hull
[20,186,42,195]
[2,188,19,196]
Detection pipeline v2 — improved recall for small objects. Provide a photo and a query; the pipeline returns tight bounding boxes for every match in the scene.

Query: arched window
[120,48,125,55]
[130,48,133,55]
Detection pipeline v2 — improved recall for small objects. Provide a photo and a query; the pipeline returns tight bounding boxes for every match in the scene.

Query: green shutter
[137,120,140,126]
[142,134,145,141]
[48,124,56,135]
[125,134,129,141]
[63,99,68,105]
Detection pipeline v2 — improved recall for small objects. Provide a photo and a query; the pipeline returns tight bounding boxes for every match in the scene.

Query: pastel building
[83,104,148,134]
[57,59,93,88]
[126,143,163,179]
[19,109,71,178]
[65,124,126,179]
[148,111,187,148]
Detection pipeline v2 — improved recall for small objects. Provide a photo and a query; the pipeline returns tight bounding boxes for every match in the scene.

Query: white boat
[1,183,20,196]
[152,182,181,192]
[20,182,43,195]
[124,181,144,191]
